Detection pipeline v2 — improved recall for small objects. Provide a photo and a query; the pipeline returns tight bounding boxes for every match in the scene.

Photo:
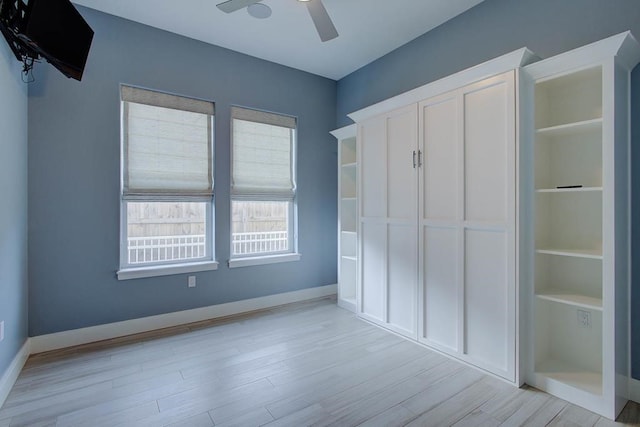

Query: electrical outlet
[0,321,4,342]
[577,309,591,329]
[188,276,196,288]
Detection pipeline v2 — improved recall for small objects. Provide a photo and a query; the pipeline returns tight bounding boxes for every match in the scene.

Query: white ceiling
[71,0,485,80]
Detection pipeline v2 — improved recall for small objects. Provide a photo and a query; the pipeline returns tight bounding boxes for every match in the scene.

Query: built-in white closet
[335,30,640,420]
[348,48,535,385]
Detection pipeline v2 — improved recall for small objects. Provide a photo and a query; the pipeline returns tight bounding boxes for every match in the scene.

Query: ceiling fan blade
[306,0,338,42]
[217,0,262,13]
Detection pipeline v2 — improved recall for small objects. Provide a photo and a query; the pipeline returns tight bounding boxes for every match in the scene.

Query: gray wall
[28,7,337,336]
[0,39,28,375]
[336,0,640,378]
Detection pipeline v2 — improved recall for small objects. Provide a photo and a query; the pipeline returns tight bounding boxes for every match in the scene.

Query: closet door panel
[360,118,387,219]
[387,108,418,220]
[423,226,459,350]
[388,223,417,336]
[464,81,510,223]
[422,95,459,220]
[360,222,386,322]
[464,229,509,373]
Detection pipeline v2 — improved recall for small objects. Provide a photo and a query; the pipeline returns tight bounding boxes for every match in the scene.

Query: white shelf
[536,118,602,137]
[536,291,602,311]
[536,248,602,260]
[335,126,358,314]
[340,232,357,258]
[535,359,602,396]
[340,138,357,164]
[536,187,602,193]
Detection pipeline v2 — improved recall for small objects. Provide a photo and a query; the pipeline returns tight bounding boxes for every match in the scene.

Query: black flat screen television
[20,0,94,80]
[0,0,94,81]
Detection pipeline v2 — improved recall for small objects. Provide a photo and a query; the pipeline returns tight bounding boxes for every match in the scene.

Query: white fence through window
[128,231,289,264]
[128,235,206,264]
[232,231,288,256]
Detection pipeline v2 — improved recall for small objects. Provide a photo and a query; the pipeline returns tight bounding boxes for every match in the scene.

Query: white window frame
[228,107,300,268]
[117,85,218,280]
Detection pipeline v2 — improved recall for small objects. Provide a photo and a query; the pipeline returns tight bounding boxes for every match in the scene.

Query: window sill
[228,253,301,269]
[117,260,219,280]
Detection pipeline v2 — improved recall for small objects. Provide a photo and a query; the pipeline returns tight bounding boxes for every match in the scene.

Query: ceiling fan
[216,0,339,42]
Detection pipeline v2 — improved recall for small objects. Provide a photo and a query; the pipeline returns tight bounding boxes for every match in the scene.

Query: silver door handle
[412,150,417,168]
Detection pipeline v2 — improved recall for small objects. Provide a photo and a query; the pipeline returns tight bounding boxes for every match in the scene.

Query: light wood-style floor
[1,297,638,427]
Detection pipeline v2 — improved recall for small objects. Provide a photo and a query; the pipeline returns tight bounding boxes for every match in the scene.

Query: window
[230,107,299,266]
[118,86,216,279]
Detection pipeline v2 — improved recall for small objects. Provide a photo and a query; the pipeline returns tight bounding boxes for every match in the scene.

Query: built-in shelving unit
[523,32,640,419]
[533,64,605,398]
[331,124,358,312]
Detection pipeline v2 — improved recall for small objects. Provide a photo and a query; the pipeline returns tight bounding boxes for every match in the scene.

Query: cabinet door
[461,72,516,380]
[386,106,418,337]
[419,71,516,381]
[358,105,418,338]
[419,90,461,352]
[359,113,387,324]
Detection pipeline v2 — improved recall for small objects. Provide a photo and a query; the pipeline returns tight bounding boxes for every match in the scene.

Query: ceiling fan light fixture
[217,0,338,42]
[247,3,272,19]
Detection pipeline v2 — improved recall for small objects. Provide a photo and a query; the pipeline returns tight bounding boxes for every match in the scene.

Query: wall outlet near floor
[577,309,591,329]
[188,276,196,288]
[0,321,4,342]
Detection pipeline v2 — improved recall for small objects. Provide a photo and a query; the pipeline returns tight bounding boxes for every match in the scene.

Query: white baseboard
[30,284,337,354]
[630,377,640,404]
[0,340,30,408]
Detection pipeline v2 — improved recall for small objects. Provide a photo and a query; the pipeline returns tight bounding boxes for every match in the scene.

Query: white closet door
[419,71,516,381]
[358,104,418,337]
[462,72,516,380]
[359,115,387,322]
[419,91,460,352]
[386,106,418,337]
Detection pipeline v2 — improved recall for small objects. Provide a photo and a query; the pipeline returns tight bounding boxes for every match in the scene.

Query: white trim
[337,298,356,313]
[347,47,537,123]
[630,378,640,403]
[228,253,301,269]
[330,124,357,141]
[524,32,640,80]
[117,260,219,280]
[29,284,335,354]
[0,340,30,409]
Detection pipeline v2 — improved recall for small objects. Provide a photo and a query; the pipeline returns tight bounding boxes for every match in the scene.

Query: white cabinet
[331,124,358,313]
[340,31,638,420]
[359,104,418,338]
[355,62,523,380]
[522,32,640,419]
[418,71,517,381]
